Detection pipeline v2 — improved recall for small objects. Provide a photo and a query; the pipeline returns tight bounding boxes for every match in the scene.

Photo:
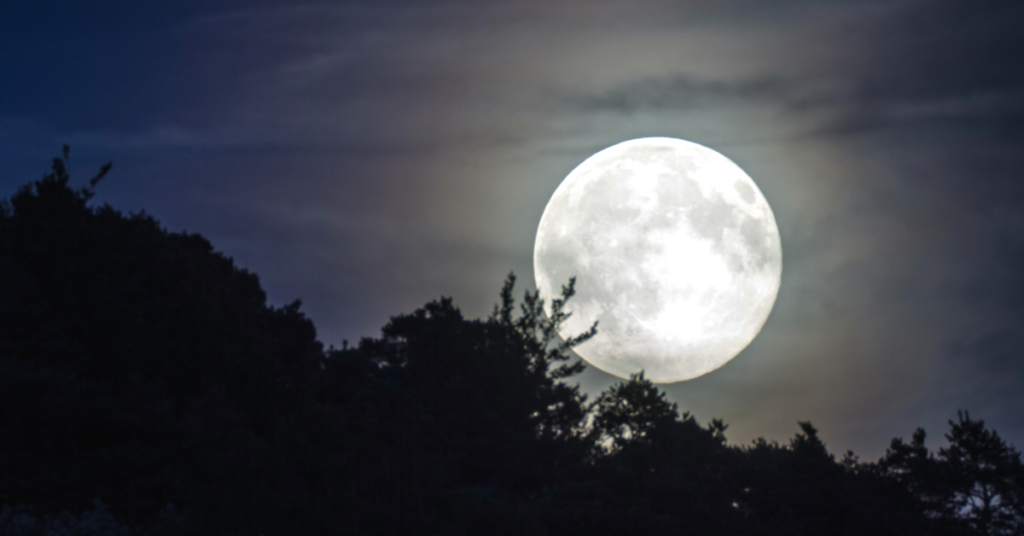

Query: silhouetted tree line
[1,151,1022,535]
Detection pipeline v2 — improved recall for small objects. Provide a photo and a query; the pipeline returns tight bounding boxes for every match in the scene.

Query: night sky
[3,0,1023,458]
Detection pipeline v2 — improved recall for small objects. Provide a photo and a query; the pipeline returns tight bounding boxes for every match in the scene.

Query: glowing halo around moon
[533,137,782,383]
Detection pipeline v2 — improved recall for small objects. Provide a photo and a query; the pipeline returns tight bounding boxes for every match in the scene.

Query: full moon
[533,137,782,383]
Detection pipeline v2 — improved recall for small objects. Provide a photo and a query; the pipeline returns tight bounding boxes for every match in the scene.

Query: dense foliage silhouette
[1,151,1022,535]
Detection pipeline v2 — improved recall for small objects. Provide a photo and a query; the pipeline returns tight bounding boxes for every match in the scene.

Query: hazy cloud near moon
[2,0,1024,456]
[569,75,790,114]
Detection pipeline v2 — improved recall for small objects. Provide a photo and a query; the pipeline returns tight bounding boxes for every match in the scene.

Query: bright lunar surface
[533,137,782,383]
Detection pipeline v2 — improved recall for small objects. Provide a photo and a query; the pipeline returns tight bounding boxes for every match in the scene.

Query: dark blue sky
[3,0,1024,457]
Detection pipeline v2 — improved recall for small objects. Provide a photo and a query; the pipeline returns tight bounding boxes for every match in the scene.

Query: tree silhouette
[1,149,1019,535]
[589,372,679,451]
[877,427,957,522]
[877,412,1024,535]
[941,412,1024,535]
[578,373,745,535]
[1,150,324,534]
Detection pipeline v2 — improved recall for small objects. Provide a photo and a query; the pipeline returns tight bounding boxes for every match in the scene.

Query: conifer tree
[940,412,1024,535]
